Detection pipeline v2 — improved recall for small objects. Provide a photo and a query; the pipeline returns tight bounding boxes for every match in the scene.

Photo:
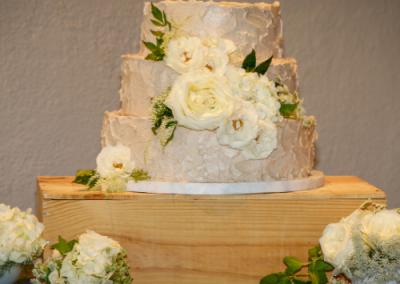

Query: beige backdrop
[0,0,399,211]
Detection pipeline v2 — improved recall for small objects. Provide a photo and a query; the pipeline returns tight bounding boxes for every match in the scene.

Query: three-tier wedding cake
[101,0,319,188]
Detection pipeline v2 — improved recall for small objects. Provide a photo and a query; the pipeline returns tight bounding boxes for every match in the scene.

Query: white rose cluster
[319,205,400,282]
[0,204,46,265]
[163,33,280,160]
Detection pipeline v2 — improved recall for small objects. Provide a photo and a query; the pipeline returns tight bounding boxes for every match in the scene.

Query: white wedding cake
[101,0,318,184]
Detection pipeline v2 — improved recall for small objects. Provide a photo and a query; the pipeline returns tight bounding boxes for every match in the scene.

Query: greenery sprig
[242,49,273,75]
[260,244,333,284]
[51,236,78,256]
[147,87,177,154]
[142,3,171,61]
[72,169,151,196]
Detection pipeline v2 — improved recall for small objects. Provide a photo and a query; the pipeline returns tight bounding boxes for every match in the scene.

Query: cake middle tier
[120,54,299,117]
[102,111,317,183]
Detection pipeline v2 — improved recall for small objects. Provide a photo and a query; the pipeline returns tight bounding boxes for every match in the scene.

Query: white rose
[165,70,235,131]
[362,210,400,239]
[202,47,229,76]
[0,204,14,222]
[341,209,372,226]
[165,36,207,74]
[96,144,135,178]
[242,120,278,160]
[319,222,354,268]
[216,99,259,149]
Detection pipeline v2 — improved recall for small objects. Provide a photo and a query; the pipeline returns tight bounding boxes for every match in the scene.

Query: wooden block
[36,176,386,284]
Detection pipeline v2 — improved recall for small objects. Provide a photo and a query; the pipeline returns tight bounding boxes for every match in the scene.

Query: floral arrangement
[0,203,46,280]
[320,200,400,284]
[73,144,150,195]
[31,230,133,284]
[260,200,400,284]
[143,3,314,161]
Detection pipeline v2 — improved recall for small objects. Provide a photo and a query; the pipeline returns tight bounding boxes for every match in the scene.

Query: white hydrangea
[242,120,278,160]
[0,204,46,265]
[59,230,121,284]
[216,98,259,149]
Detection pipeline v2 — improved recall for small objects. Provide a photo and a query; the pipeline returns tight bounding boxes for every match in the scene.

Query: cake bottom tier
[102,111,318,183]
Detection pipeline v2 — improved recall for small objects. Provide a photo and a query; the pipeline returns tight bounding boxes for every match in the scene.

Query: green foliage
[143,3,171,61]
[260,244,333,284]
[50,235,78,255]
[131,169,151,183]
[72,169,98,189]
[242,50,273,75]
[107,249,133,284]
[254,55,273,75]
[242,49,256,72]
[279,102,300,118]
[284,257,303,275]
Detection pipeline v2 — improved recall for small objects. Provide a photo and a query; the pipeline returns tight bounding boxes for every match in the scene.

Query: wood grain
[37,176,386,200]
[36,176,386,284]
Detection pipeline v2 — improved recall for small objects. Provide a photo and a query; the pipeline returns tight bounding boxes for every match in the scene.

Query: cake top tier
[139,0,283,61]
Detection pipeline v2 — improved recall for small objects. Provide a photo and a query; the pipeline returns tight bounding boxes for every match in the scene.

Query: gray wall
[0,0,399,211]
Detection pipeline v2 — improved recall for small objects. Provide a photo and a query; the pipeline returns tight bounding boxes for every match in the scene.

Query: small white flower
[319,222,354,268]
[48,269,59,284]
[0,204,14,222]
[165,36,207,74]
[216,99,259,149]
[96,144,135,178]
[201,33,238,60]
[165,70,235,131]
[242,120,278,160]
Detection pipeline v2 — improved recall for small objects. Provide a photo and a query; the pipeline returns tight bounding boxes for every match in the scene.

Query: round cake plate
[125,171,325,195]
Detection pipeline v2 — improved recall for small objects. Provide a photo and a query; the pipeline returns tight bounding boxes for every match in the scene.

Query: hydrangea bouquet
[0,203,46,280]
[31,230,133,284]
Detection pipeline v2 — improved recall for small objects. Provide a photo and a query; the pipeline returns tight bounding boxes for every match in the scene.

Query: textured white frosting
[102,111,317,183]
[140,0,283,61]
[120,54,298,117]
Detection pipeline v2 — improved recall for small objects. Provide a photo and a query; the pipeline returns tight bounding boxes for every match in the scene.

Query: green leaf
[254,55,273,75]
[315,260,333,271]
[151,19,165,27]
[145,53,159,61]
[131,169,151,182]
[142,41,158,52]
[50,236,77,255]
[151,30,165,37]
[242,49,256,72]
[165,120,177,129]
[308,244,321,259]
[151,2,163,22]
[284,256,303,275]
[164,124,177,148]
[163,11,171,29]
[279,102,299,117]
[293,276,312,284]
[275,81,283,88]
[260,272,290,284]
[156,37,164,47]
[72,169,96,186]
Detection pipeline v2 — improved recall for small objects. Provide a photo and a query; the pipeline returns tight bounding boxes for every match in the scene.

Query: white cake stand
[125,171,324,195]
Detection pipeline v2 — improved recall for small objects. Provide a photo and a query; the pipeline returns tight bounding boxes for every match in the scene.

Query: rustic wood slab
[36,176,386,284]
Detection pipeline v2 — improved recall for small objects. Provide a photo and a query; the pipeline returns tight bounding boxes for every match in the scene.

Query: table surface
[37,175,386,201]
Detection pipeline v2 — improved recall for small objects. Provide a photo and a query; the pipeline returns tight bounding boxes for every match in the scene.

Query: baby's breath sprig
[147,87,178,156]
